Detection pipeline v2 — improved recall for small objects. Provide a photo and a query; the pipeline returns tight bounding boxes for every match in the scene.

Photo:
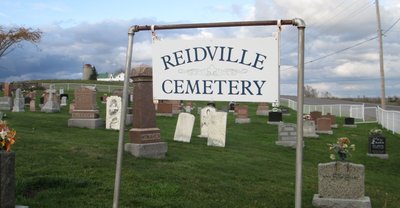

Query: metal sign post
[113,19,305,208]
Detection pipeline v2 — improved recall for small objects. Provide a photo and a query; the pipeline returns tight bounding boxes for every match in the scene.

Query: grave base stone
[312,195,371,208]
[124,142,168,159]
[0,97,13,111]
[235,118,251,124]
[68,118,104,129]
[366,153,389,159]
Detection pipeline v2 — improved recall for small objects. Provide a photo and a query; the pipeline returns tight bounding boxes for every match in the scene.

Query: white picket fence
[41,83,126,93]
[280,98,400,135]
[377,106,400,134]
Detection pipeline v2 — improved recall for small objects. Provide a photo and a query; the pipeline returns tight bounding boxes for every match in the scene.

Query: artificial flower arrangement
[328,137,355,161]
[0,120,17,152]
[369,128,383,137]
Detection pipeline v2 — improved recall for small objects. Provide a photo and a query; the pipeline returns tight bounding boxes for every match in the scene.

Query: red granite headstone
[310,111,322,120]
[71,87,99,119]
[157,102,173,114]
[236,105,249,119]
[316,117,331,131]
[3,83,11,97]
[129,66,161,144]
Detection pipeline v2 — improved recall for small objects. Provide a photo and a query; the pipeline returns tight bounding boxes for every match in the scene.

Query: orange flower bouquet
[328,137,355,161]
[0,120,17,152]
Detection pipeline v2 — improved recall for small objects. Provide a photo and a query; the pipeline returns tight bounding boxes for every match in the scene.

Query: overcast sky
[0,0,399,98]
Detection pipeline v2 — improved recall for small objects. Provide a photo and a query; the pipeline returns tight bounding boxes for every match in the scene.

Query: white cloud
[333,62,380,77]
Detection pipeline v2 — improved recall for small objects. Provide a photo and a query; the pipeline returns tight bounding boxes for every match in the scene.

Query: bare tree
[304,85,319,98]
[0,26,42,58]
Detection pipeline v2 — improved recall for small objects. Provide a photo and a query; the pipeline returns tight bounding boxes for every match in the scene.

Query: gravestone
[275,123,303,148]
[124,66,167,158]
[268,111,282,125]
[310,111,322,124]
[367,134,388,159]
[184,101,193,113]
[12,88,25,112]
[198,106,216,138]
[256,102,269,116]
[106,96,122,130]
[303,120,319,138]
[60,96,67,107]
[280,107,290,115]
[29,100,36,112]
[3,82,11,97]
[207,111,227,147]
[41,85,60,113]
[173,113,195,143]
[343,117,357,128]
[235,105,250,124]
[156,102,173,117]
[69,102,75,114]
[312,162,371,208]
[0,152,16,208]
[0,97,13,111]
[316,117,333,135]
[60,94,68,107]
[207,101,216,108]
[323,113,338,128]
[24,96,31,105]
[166,100,181,114]
[228,101,236,112]
[68,86,103,129]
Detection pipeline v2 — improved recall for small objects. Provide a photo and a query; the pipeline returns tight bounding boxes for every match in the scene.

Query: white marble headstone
[207,112,227,147]
[60,96,67,106]
[198,106,216,138]
[12,88,25,112]
[106,96,122,130]
[173,113,195,143]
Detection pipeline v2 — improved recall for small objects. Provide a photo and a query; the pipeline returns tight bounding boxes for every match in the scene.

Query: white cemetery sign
[152,37,279,102]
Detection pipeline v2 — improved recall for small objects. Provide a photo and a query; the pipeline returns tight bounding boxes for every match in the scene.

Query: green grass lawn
[4,99,400,208]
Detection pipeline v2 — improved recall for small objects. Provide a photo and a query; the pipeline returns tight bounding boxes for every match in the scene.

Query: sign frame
[114,19,305,208]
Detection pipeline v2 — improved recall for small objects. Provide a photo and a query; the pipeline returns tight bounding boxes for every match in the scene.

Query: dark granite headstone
[40,96,44,105]
[24,97,31,105]
[0,151,15,207]
[268,111,282,122]
[207,102,216,108]
[344,117,355,125]
[229,102,235,111]
[368,135,386,154]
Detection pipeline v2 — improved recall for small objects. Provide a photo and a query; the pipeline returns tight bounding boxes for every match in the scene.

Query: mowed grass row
[5,95,400,207]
